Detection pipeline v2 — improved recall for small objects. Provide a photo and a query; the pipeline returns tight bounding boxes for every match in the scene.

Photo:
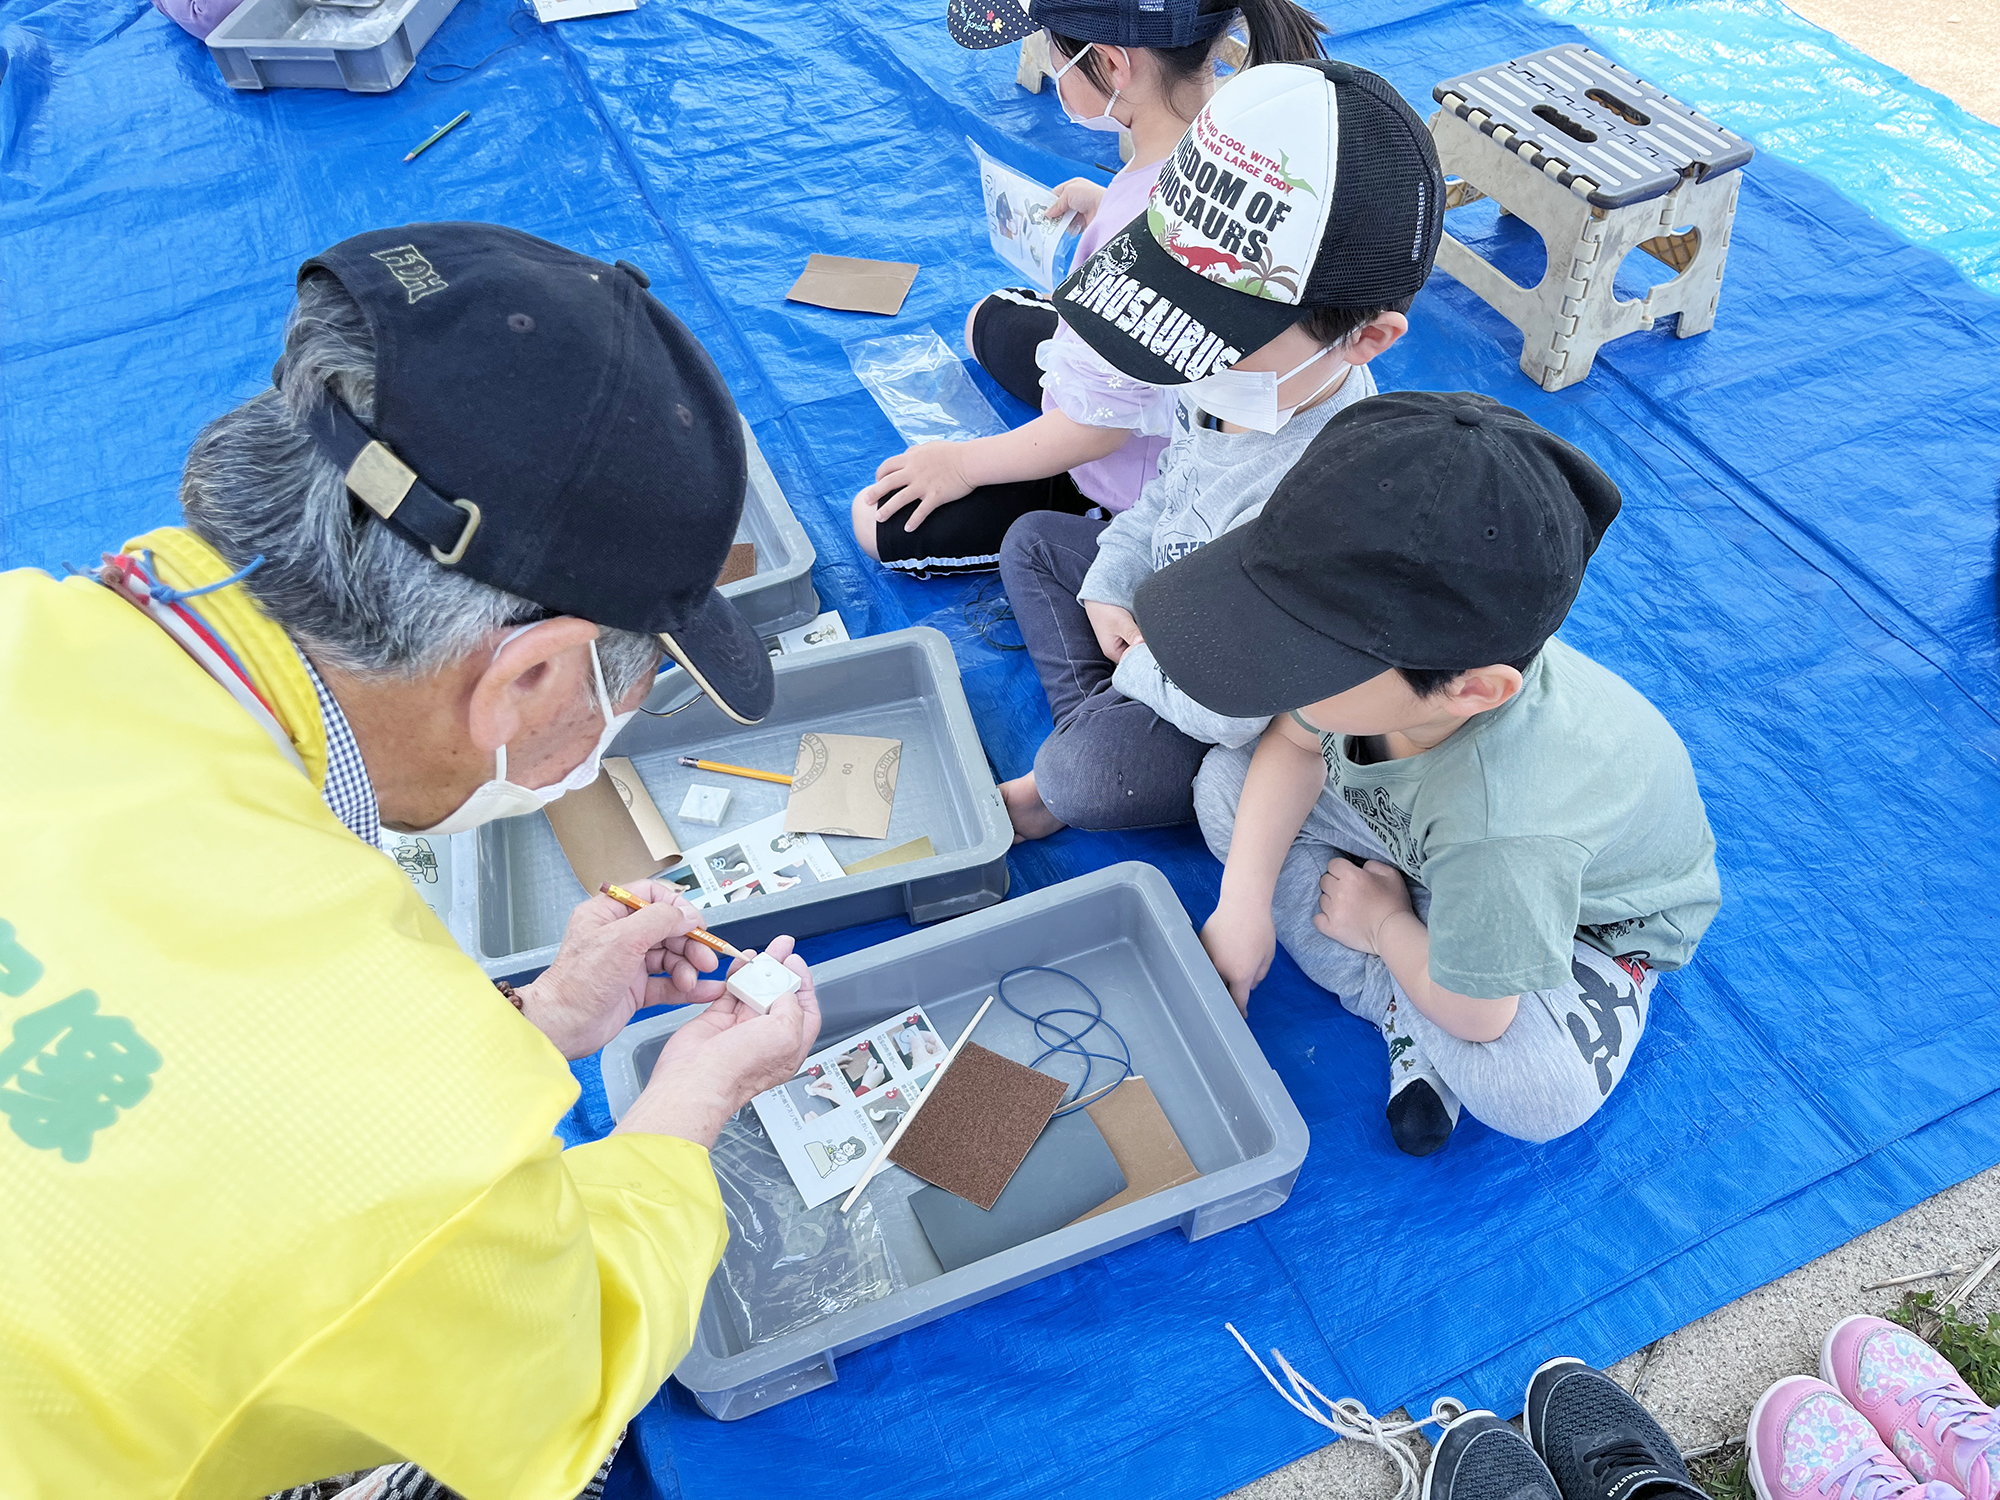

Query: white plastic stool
[1428,46,1754,391]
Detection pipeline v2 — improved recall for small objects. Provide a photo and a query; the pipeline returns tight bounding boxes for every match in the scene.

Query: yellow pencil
[677,756,793,786]
[599,883,745,958]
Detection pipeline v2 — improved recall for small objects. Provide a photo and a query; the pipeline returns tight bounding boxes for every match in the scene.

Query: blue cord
[997,965,1132,1117]
[138,548,265,604]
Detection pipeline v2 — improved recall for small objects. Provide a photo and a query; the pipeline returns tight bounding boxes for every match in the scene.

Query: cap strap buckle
[304,391,488,570]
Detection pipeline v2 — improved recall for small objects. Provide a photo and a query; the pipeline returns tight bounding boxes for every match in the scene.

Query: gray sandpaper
[909,1111,1127,1273]
[889,1043,1068,1210]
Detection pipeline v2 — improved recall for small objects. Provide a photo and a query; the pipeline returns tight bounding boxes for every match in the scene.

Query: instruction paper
[969,139,1082,292]
[656,809,842,910]
[762,609,849,659]
[753,1006,952,1207]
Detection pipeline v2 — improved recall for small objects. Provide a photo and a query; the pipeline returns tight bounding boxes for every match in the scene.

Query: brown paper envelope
[784,254,919,316]
[784,732,900,839]
[715,542,758,587]
[544,763,679,895]
[841,835,935,875]
[1070,1078,1200,1224]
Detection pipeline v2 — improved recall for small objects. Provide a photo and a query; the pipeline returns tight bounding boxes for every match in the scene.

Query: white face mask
[410,626,636,837]
[1182,346,1344,435]
[1051,39,1127,133]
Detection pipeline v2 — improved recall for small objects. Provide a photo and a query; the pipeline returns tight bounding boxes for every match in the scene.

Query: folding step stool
[1428,46,1755,391]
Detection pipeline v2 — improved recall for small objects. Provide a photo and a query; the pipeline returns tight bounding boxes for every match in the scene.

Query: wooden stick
[839,995,993,1215]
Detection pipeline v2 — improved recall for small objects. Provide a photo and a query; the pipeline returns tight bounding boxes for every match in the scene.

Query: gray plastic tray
[727,417,819,639]
[205,0,464,92]
[442,626,1011,976]
[599,862,1310,1420]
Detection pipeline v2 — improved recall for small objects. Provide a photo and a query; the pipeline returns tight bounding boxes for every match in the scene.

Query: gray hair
[180,271,663,700]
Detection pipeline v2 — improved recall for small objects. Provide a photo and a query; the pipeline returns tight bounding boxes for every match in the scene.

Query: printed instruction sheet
[752,1006,952,1207]
[656,810,844,911]
[969,139,1082,292]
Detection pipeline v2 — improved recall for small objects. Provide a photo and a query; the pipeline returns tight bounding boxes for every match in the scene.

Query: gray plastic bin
[442,626,1011,976]
[727,417,819,639]
[599,862,1311,1420]
[205,0,464,92]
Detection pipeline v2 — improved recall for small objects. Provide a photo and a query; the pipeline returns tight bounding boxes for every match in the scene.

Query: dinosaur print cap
[1054,61,1445,385]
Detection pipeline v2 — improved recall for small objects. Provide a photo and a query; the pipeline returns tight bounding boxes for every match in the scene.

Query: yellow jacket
[0,531,725,1500]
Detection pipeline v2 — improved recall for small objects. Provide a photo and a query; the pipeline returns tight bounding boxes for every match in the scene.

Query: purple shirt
[1041,158,1171,513]
[153,0,247,40]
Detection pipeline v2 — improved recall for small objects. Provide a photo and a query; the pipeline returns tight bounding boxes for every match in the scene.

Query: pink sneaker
[1748,1376,1965,1500]
[1824,1315,1999,1500]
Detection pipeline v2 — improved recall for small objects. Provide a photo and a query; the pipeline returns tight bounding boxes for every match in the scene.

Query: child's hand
[1314,858,1413,955]
[1201,899,1275,1015]
[1051,177,1107,228]
[856,443,977,533]
[1083,600,1143,664]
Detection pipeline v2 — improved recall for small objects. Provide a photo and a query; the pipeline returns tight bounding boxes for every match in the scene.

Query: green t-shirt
[1298,639,1720,998]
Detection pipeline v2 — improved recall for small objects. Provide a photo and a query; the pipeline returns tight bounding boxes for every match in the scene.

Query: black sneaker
[1523,1357,1706,1500]
[1426,1411,1562,1500]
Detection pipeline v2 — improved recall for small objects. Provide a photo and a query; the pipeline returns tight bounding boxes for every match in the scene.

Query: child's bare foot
[1000,772,1065,843]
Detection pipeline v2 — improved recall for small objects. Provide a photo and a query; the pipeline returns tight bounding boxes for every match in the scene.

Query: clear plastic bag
[844,325,1009,448]
[709,1109,907,1348]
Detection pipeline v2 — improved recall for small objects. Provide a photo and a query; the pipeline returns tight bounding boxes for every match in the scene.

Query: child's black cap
[948,0,1235,51]
[287,222,772,724]
[1133,391,1622,716]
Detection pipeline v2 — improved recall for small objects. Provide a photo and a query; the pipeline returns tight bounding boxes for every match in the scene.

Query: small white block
[678,784,732,826]
[725,953,803,1015]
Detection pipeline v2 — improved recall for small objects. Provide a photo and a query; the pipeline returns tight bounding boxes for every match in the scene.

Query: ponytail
[1229,0,1327,67]
[1051,0,1326,109]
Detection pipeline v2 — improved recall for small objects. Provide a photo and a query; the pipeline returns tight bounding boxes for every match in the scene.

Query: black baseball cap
[1133,392,1623,717]
[948,0,1236,51]
[1054,61,1444,385]
[285,222,772,724]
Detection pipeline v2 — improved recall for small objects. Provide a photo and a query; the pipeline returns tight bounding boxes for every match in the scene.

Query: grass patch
[1689,1441,1750,1500]
[1886,1289,2000,1406]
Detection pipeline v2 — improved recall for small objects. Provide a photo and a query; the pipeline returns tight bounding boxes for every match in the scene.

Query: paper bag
[785,254,919,316]
[544,756,680,895]
[784,733,900,839]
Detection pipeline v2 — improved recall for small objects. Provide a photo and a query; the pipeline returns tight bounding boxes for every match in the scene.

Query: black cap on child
[1133,392,1624,717]
[285,222,772,724]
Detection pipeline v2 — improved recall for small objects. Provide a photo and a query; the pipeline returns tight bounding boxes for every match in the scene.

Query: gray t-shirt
[1298,639,1720,998]
[1080,365,1378,749]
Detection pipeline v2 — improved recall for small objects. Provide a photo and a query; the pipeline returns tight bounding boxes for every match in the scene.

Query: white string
[1225,1323,1467,1500]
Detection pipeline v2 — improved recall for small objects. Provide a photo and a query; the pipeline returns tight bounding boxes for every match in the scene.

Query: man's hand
[1314,858,1413,956]
[517,880,724,1060]
[1051,177,1107,228]
[614,937,822,1148]
[1083,599,1143,665]
[1200,896,1276,1015]
[856,443,977,534]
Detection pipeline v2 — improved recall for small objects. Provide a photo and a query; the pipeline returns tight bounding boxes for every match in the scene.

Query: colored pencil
[677,755,793,786]
[404,111,471,162]
[598,883,746,958]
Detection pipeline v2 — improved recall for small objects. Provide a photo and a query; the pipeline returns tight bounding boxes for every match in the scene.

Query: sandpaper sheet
[785,254,919,316]
[785,732,901,839]
[912,1111,1126,1272]
[889,1043,1067,1211]
[1072,1078,1200,1224]
[543,758,679,894]
[715,542,757,586]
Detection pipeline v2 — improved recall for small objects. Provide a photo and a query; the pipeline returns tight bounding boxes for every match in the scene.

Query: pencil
[840,995,994,1214]
[677,756,793,786]
[598,883,746,959]
[404,110,471,162]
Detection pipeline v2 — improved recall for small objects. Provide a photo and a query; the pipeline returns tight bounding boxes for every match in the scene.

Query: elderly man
[0,224,821,1498]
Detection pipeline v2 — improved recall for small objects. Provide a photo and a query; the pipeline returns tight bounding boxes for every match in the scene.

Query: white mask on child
[408,626,636,836]
[1182,346,1343,434]
[1051,40,1128,133]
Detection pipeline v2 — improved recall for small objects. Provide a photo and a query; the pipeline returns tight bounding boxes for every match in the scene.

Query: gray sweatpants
[1194,744,1656,1144]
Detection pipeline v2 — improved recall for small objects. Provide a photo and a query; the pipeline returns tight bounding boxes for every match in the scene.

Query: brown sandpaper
[715,543,758,586]
[1071,1078,1200,1224]
[889,1043,1067,1211]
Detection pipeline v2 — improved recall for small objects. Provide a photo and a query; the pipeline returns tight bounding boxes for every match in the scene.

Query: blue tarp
[3,2,1998,1498]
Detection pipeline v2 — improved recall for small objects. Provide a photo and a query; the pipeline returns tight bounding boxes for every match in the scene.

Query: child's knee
[1192,745,1251,860]
[850,489,881,561]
